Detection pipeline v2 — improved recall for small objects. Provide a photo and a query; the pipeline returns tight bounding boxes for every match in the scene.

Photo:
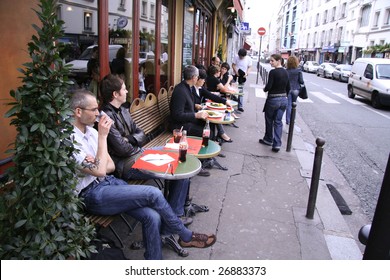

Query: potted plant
[0,0,95,259]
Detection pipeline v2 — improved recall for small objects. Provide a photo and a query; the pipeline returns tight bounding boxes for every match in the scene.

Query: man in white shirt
[232,48,252,112]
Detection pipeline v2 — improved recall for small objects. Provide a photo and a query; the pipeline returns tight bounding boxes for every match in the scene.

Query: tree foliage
[0,0,95,259]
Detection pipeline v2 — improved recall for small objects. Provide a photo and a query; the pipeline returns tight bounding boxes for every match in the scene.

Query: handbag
[299,84,308,99]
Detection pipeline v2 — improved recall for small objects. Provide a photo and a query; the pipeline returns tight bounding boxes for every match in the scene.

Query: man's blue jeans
[124,168,189,217]
[263,97,287,149]
[286,90,299,124]
[80,175,192,260]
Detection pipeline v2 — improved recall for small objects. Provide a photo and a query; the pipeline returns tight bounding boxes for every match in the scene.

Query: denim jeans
[80,175,192,260]
[123,168,189,217]
[237,83,245,109]
[286,89,299,124]
[263,97,288,149]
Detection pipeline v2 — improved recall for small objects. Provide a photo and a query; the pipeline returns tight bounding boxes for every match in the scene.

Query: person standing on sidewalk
[285,56,304,125]
[232,48,252,112]
[259,54,290,152]
[70,89,216,260]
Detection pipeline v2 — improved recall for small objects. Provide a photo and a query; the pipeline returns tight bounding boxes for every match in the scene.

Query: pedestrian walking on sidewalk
[232,48,252,112]
[286,56,304,125]
[259,54,290,152]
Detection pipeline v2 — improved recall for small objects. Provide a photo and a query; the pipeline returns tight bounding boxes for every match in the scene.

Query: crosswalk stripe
[331,92,364,105]
[297,98,313,103]
[309,91,340,104]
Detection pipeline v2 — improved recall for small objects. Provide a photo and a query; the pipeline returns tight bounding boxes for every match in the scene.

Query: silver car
[303,61,320,73]
[316,62,337,78]
[332,64,352,82]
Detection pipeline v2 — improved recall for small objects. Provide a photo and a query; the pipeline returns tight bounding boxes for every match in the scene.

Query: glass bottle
[178,130,188,162]
[224,110,231,121]
[202,119,210,147]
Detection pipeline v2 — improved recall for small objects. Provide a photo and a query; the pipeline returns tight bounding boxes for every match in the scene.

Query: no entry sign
[257,27,266,36]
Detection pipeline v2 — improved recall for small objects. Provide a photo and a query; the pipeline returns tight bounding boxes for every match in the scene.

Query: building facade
[267,0,390,63]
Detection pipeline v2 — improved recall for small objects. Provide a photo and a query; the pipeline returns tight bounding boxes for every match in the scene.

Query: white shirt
[72,125,99,194]
[232,55,252,73]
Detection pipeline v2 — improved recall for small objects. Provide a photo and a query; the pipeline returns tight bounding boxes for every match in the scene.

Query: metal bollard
[363,153,390,259]
[306,138,326,219]
[286,102,297,152]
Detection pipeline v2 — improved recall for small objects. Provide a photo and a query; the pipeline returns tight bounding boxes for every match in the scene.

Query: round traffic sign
[258,27,266,36]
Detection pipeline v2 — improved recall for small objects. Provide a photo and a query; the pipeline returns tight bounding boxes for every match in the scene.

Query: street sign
[257,27,266,36]
[241,22,249,31]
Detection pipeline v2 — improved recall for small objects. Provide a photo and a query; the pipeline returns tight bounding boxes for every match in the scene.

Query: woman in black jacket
[260,54,290,152]
[286,56,304,125]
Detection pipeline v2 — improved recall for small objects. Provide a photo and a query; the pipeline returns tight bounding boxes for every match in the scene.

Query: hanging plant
[0,0,95,259]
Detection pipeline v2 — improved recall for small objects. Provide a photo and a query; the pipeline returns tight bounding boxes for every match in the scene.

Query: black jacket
[101,103,146,176]
[169,80,204,137]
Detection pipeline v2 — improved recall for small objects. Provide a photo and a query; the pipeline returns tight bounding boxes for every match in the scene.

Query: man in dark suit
[169,65,208,137]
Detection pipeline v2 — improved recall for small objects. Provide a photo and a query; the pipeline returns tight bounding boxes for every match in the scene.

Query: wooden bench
[130,91,172,149]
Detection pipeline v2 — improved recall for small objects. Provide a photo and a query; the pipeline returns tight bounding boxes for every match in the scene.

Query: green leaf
[14,219,27,229]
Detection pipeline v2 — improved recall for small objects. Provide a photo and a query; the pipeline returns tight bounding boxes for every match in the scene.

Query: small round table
[138,154,201,180]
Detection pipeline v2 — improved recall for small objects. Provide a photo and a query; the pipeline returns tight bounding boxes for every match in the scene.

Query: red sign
[257,27,266,36]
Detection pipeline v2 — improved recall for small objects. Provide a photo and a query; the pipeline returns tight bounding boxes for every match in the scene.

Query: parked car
[303,61,320,73]
[66,44,123,84]
[316,62,337,78]
[139,51,155,63]
[332,64,352,82]
[347,58,390,108]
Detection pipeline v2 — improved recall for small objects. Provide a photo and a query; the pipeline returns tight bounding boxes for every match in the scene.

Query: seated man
[70,89,216,260]
[169,65,208,137]
[99,74,191,226]
[193,69,233,143]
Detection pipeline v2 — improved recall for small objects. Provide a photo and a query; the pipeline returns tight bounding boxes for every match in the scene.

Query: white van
[347,58,390,108]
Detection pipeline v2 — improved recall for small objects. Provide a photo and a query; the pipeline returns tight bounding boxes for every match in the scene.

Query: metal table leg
[202,158,228,171]
[162,235,189,257]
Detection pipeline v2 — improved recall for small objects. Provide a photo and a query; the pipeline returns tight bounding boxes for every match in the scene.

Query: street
[296,72,390,221]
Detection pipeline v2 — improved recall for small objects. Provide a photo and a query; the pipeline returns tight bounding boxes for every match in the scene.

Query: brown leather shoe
[178,233,217,248]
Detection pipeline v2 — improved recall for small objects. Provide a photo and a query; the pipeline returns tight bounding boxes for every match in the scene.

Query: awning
[322,46,338,53]
[338,47,346,53]
[233,0,243,20]
[243,41,251,50]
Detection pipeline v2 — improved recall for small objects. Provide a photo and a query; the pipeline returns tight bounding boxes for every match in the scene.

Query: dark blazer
[169,80,204,137]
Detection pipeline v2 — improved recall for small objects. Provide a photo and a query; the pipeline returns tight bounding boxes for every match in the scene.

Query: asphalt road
[297,71,390,221]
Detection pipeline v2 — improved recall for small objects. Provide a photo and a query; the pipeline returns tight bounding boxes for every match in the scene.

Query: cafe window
[84,12,92,32]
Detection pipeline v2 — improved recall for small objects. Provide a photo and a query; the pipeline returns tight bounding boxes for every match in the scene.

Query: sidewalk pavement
[109,71,368,260]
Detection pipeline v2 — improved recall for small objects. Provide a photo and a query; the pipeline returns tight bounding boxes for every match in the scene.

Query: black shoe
[272,147,280,152]
[238,108,244,112]
[218,153,226,158]
[259,139,272,146]
[179,216,193,226]
[198,168,210,177]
